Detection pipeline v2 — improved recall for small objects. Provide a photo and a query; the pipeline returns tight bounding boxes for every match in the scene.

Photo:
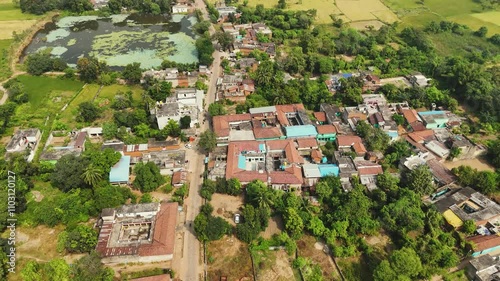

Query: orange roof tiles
[316,124,338,135]
[253,127,283,139]
[468,235,500,252]
[275,104,305,113]
[402,109,419,124]
[296,138,318,149]
[213,114,252,138]
[313,112,327,123]
[336,135,363,147]
[358,166,383,176]
[353,142,367,154]
[138,202,177,257]
[269,166,303,184]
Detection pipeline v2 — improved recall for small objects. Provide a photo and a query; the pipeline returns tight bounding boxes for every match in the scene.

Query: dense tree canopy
[133,162,165,192]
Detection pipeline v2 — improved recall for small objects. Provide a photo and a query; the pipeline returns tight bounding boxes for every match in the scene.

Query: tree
[51,155,90,192]
[226,178,242,195]
[196,36,215,66]
[81,165,103,188]
[475,26,488,37]
[390,247,422,277]
[71,252,114,281]
[213,31,234,51]
[147,81,172,101]
[179,115,192,129]
[462,220,476,235]
[198,130,217,153]
[487,139,500,168]
[308,216,327,237]
[102,122,118,140]
[45,258,70,281]
[77,101,100,123]
[284,207,304,239]
[246,180,273,210]
[194,213,231,242]
[77,57,103,83]
[208,103,227,116]
[381,191,425,233]
[448,146,461,160]
[140,193,153,203]
[122,62,142,84]
[25,52,60,75]
[133,162,166,192]
[65,225,98,253]
[61,0,93,13]
[402,165,435,195]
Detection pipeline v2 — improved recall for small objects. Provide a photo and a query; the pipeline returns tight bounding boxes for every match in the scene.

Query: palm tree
[81,165,103,188]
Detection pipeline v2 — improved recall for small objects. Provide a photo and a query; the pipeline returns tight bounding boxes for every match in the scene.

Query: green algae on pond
[23,14,198,69]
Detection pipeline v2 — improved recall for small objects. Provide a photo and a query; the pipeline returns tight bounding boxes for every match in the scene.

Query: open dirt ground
[261,215,284,239]
[256,250,295,281]
[297,235,340,280]
[443,158,495,172]
[207,236,254,281]
[211,193,244,224]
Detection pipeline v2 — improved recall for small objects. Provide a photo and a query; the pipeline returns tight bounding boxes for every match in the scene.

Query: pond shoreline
[21,13,199,69]
[13,12,60,71]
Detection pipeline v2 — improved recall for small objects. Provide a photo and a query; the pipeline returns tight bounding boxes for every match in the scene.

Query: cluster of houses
[221,22,276,58]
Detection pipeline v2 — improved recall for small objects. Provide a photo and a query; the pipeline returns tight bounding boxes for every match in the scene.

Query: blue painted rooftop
[418,111,446,116]
[109,155,131,183]
[342,73,353,79]
[259,143,266,153]
[238,155,246,169]
[386,131,399,139]
[285,125,317,138]
[318,164,339,177]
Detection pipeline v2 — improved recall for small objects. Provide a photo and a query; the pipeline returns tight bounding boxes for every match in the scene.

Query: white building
[172,4,189,13]
[152,88,204,130]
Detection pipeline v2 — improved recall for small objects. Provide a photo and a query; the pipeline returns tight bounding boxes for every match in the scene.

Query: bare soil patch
[297,235,340,280]
[261,215,284,239]
[256,250,294,281]
[207,236,254,281]
[211,193,244,225]
[443,158,495,172]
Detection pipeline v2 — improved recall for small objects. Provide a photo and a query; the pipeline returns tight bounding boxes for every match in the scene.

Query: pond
[22,14,199,69]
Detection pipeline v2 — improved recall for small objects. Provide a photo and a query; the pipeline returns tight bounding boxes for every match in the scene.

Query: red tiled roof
[427,159,456,185]
[408,130,435,143]
[253,127,283,139]
[213,114,252,138]
[336,135,363,147]
[296,138,318,149]
[275,104,305,113]
[138,202,178,257]
[410,121,426,132]
[358,166,383,176]
[316,124,337,135]
[269,166,303,184]
[276,110,289,126]
[75,132,87,147]
[402,109,419,124]
[311,149,323,162]
[131,274,171,281]
[96,202,178,259]
[353,142,367,154]
[171,171,186,185]
[284,141,304,164]
[313,112,327,122]
[225,141,268,183]
[468,235,500,252]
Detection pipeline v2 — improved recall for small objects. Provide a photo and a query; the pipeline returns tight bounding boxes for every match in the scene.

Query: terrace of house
[108,218,156,248]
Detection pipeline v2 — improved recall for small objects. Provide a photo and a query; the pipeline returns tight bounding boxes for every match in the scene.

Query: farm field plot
[9,76,84,128]
[0,39,12,80]
[297,235,340,280]
[0,1,41,39]
[383,0,500,34]
[255,250,295,281]
[207,236,254,280]
[336,0,398,23]
[244,0,342,24]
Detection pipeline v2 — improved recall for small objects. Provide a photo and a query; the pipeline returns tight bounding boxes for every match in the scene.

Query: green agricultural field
[9,76,84,129]
[383,0,500,35]
[16,75,85,107]
[0,39,12,81]
[428,31,500,57]
[98,84,144,102]
[244,0,341,24]
[0,1,41,39]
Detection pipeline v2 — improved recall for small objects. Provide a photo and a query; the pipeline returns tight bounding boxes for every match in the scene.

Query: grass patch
[0,39,13,81]
[15,75,85,107]
[98,84,144,102]
[0,2,42,21]
[337,257,373,281]
[443,269,468,281]
[8,75,84,129]
[449,12,500,35]
[243,0,340,24]
[428,31,500,57]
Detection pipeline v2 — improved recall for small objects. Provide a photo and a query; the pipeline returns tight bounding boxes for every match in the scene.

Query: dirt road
[176,0,221,280]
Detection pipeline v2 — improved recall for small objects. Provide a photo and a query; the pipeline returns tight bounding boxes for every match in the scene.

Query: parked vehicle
[234,214,240,224]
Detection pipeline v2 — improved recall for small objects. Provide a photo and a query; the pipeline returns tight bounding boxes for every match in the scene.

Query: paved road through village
[176,0,221,279]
